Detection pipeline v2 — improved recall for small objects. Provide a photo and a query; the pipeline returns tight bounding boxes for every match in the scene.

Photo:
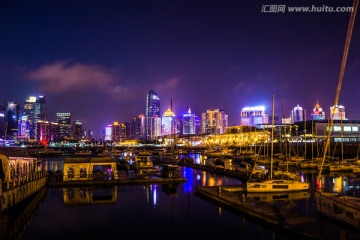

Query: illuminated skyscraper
[290,104,305,123]
[183,107,196,135]
[146,90,160,140]
[72,120,83,140]
[104,124,112,142]
[162,108,176,136]
[6,102,20,138]
[330,105,347,120]
[311,101,325,120]
[240,106,268,126]
[201,109,228,134]
[0,102,5,138]
[57,112,71,140]
[23,95,46,140]
[132,114,146,140]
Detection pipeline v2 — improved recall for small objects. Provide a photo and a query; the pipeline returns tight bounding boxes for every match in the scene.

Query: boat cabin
[63,157,118,181]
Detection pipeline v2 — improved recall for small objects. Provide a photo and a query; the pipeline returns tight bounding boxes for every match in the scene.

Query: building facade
[201,108,228,135]
[290,104,305,123]
[240,106,268,126]
[330,105,347,120]
[311,102,325,120]
[146,90,161,140]
[23,96,46,141]
[162,108,176,136]
[57,112,71,140]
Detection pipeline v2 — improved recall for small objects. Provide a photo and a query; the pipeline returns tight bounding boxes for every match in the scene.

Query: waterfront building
[311,101,325,120]
[23,96,46,141]
[146,90,161,140]
[290,104,305,123]
[162,108,176,136]
[240,106,268,126]
[202,108,228,134]
[57,112,71,140]
[295,119,360,143]
[330,104,347,120]
[202,125,269,147]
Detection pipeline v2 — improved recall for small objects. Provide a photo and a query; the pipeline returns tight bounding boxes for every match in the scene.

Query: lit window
[344,126,351,132]
[352,126,359,132]
[333,126,341,132]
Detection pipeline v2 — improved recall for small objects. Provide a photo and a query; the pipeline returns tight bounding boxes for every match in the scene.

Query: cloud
[154,77,180,92]
[25,61,135,98]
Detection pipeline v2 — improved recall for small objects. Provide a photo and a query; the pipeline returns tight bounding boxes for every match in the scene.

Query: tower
[23,95,46,140]
[146,90,160,140]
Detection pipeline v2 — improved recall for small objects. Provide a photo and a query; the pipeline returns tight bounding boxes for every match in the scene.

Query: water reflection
[63,186,117,204]
[13,155,360,240]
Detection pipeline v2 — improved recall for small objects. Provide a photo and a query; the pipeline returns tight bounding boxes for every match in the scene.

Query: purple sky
[1,0,359,137]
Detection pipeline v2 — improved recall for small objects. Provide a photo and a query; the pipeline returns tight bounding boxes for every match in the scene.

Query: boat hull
[315,191,360,229]
[246,179,310,193]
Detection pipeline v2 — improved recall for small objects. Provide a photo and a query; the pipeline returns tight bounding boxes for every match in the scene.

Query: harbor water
[3,154,360,240]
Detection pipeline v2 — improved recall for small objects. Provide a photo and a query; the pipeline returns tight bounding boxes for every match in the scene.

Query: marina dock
[195,185,360,240]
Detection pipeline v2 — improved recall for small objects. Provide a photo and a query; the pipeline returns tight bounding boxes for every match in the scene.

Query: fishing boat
[315,0,360,230]
[246,95,310,193]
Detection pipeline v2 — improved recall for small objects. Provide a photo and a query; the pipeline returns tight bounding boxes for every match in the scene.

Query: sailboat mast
[271,95,275,179]
[318,0,358,180]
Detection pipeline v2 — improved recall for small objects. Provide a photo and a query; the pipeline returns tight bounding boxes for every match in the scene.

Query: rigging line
[318,0,359,180]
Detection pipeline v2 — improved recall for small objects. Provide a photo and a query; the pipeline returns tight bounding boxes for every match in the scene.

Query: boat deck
[195,185,360,240]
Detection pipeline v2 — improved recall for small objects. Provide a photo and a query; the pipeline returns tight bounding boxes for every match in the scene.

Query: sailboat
[315,0,360,230]
[246,95,310,193]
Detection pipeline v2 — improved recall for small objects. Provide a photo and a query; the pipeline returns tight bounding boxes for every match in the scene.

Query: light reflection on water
[15,154,360,239]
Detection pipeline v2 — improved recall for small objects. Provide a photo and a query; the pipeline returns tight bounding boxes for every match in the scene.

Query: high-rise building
[0,102,5,138]
[104,124,112,142]
[162,108,176,136]
[146,90,160,140]
[131,114,146,140]
[240,106,268,126]
[112,121,121,142]
[201,109,228,134]
[182,107,195,135]
[57,112,71,140]
[120,122,130,140]
[72,120,83,140]
[6,102,20,138]
[290,104,305,123]
[151,115,162,139]
[18,115,31,141]
[23,95,46,140]
[311,102,325,120]
[330,105,347,120]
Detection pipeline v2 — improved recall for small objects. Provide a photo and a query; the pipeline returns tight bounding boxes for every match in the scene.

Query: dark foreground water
[3,156,360,240]
[11,166,292,240]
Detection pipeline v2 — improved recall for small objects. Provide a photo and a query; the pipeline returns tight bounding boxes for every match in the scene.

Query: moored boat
[315,191,360,229]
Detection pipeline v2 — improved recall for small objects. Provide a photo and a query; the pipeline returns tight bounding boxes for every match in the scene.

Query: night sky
[1,0,359,137]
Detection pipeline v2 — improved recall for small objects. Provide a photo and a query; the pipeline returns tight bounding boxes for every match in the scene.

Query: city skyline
[1,0,360,136]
